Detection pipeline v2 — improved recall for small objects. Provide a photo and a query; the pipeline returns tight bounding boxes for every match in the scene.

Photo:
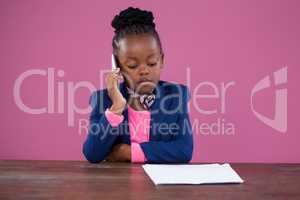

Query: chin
[137,82,156,94]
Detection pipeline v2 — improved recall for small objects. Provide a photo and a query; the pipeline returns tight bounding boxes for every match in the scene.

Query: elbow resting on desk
[82,140,106,164]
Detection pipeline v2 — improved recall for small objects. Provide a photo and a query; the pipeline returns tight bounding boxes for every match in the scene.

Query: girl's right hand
[105,68,126,115]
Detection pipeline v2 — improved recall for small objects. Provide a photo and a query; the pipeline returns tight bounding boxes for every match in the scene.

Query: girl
[83,7,193,163]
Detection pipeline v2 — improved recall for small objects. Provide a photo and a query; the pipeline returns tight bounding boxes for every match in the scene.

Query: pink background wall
[1,0,299,163]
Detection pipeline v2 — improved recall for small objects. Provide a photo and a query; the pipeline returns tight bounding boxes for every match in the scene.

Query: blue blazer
[82,80,193,163]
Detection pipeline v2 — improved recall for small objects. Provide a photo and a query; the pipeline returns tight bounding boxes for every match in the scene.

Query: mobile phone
[111,54,123,85]
[111,54,119,71]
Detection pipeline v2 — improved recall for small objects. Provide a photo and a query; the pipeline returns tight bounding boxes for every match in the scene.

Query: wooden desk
[0,160,299,200]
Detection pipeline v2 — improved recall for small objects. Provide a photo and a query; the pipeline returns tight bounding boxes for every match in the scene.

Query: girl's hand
[105,68,126,115]
[106,144,131,162]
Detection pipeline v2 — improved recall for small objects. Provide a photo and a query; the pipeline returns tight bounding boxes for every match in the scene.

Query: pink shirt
[105,105,151,163]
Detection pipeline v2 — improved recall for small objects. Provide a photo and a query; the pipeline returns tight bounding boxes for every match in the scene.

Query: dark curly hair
[111,7,163,55]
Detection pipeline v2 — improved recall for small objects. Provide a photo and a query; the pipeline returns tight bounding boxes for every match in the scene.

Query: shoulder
[158,80,190,101]
[157,80,190,114]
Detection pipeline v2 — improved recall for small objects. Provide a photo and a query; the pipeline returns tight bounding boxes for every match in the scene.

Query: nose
[138,65,150,76]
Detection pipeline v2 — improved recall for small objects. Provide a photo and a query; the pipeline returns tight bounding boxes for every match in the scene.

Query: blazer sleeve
[140,86,194,163]
[82,91,120,163]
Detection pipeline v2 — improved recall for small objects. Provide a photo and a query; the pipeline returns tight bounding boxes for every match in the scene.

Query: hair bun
[111,7,155,33]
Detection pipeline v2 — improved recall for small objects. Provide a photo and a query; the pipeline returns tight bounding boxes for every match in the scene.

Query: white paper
[142,163,244,185]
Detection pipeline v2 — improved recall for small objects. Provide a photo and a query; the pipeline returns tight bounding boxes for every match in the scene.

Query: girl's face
[116,34,164,95]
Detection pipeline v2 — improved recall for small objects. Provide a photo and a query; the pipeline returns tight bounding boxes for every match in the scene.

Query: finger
[111,74,121,83]
[106,154,113,161]
[112,72,123,79]
[107,155,117,162]
[111,73,118,79]
[112,68,120,74]
[117,74,124,81]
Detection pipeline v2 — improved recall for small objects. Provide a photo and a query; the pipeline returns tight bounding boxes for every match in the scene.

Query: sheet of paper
[142,163,244,185]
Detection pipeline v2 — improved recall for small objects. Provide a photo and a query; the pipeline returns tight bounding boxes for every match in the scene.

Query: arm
[140,86,193,163]
[140,113,193,163]
[82,91,122,163]
[83,68,127,163]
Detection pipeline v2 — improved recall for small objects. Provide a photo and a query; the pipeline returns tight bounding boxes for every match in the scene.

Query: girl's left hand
[106,144,131,162]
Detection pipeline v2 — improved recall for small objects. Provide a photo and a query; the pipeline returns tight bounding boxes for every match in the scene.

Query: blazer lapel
[149,81,164,141]
[118,81,165,142]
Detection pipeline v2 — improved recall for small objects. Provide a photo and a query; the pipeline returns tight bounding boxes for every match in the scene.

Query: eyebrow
[126,53,158,60]
[147,53,158,59]
[126,56,138,61]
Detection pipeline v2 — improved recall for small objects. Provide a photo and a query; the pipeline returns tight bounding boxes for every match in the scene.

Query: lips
[138,78,153,84]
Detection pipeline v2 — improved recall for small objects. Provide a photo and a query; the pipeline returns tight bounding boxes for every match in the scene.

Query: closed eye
[148,63,157,67]
[127,65,138,69]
